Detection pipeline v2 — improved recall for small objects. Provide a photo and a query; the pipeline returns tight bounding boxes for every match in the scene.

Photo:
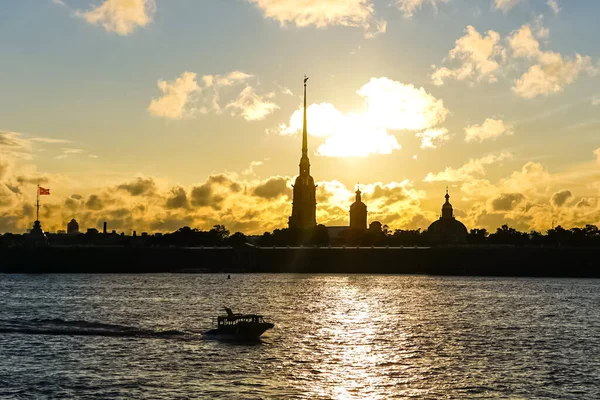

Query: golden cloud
[77,0,156,35]
[247,0,386,37]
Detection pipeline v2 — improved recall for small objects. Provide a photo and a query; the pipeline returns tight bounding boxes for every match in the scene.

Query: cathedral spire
[302,75,309,157]
[299,75,310,177]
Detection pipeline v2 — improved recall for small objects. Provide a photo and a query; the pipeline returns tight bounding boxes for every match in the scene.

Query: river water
[0,274,598,399]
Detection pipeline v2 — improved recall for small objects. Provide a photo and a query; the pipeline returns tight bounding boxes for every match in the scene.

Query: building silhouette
[67,218,79,235]
[349,187,367,230]
[427,189,468,244]
[289,76,317,230]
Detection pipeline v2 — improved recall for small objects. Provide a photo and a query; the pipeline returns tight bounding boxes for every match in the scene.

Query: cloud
[550,189,573,207]
[52,0,66,6]
[494,0,520,12]
[117,177,157,196]
[465,118,513,143]
[55,148,85,160]
[149,71,279,121]
[85,194,104,210]
[595,148,600,163]
[424,152,512,182]
[77,0,156,35]
[242,160,266,176]
[592,97,600,106]
[148,72,200,119]
[226,86,279,121]
[547,0,560,14]
[165,186,189,209]
[253,176,292,199]
[431,26,505,85]
[491,193,525,211]
[416,128,450,149]
[246,0,386,37]
[433,22,596,98]
[30,137,72,144]
[395,0,447,17]
[509,25,595,98]
[279,77,447,157]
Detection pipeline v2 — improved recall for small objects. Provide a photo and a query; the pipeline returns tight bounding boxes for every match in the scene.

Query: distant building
[427,189,468,244]
[326,226,348,240]
[289,76,317,230]
[349,188,367,230]
[67,218,79,235]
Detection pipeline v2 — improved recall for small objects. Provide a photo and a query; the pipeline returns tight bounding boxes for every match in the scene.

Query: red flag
[39,187,50,195]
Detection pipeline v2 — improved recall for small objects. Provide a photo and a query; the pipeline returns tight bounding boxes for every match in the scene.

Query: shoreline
[2,246,600,277]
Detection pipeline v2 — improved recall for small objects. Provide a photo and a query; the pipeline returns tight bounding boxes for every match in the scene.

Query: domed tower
[427,188,468,244]
[288,76,317,230]
[349,187,367,230]
[442,189,453,219]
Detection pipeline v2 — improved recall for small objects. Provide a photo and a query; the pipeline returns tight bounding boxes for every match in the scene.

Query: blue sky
[1,0,599,234]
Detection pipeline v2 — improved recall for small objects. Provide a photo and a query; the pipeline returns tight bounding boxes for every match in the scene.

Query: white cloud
[395,0,448,17]
[77,0,156,36]
[55,148,85,159]
[30,137,72,144]
[494,0,520,12]
[547,0,560,14]
[424,152,512,182]
[509,25,595,98]
[594,148,600,164]
[247,0,386,37]
[279,77,447,157]
[416,128,450,149]
[148,72,200,119]
[52,0,66,7]
[226,86,279,121]
[465,118,513,142]
[431,26,505,85]
[592,96,600,106]
[434,22,596,98]
[242,160,266,176]
[149,71,280,121]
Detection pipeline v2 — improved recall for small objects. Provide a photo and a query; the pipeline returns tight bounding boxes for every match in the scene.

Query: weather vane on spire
[304,74,309,85]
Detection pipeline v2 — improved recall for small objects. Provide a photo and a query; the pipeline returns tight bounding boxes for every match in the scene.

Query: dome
[428,218,468,235]
[427,189,468,243]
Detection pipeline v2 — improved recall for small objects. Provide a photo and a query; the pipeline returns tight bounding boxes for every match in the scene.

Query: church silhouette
[288,76,467,243]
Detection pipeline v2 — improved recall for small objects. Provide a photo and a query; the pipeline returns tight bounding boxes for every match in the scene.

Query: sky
[1,0,600,235]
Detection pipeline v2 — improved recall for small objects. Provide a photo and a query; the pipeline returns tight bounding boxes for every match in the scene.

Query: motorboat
[203,308,274,339]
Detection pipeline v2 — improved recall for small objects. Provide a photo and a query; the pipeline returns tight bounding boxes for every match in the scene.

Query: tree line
[2,223,600,248]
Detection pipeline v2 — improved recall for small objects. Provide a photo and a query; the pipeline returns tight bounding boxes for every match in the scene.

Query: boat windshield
[218,315,265,326]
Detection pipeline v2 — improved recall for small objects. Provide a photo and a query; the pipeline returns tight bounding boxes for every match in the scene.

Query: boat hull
[204,322,274,340]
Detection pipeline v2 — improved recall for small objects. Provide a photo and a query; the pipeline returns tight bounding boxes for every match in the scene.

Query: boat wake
[0,318,190,339]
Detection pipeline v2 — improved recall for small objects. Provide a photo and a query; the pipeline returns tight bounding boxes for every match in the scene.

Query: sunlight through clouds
[279,77,448,157]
